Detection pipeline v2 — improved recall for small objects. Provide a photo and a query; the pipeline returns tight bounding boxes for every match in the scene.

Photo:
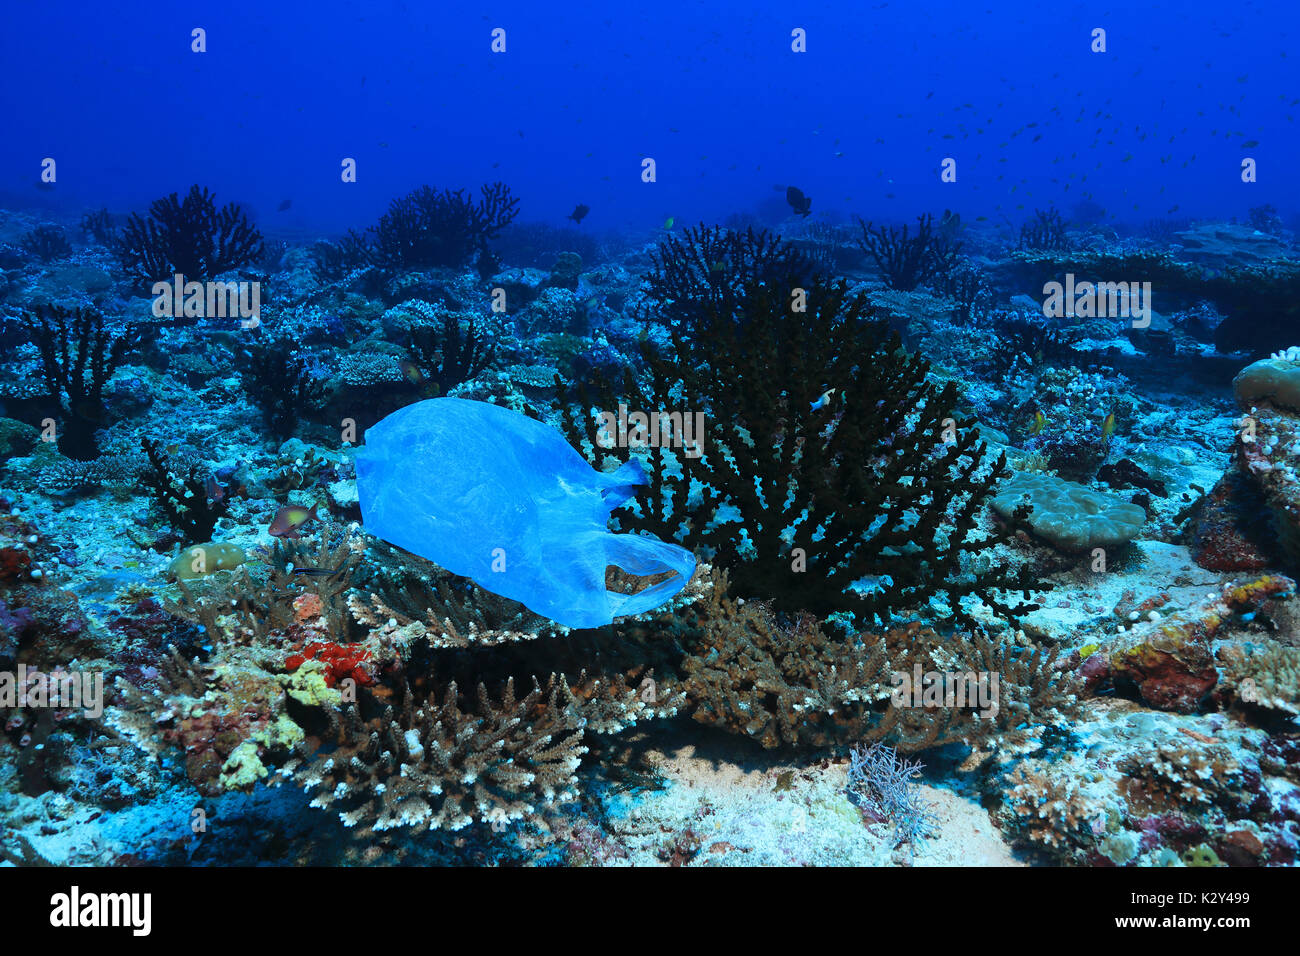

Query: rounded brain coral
[1233,348,1300,412]
[991,471,1146,552]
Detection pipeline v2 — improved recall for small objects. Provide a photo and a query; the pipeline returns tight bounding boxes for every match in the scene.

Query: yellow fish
[1029,410,1047,435]
[1101,411,1117,442]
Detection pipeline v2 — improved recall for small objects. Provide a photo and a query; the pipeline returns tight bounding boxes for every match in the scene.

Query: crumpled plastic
[356,398,696,628]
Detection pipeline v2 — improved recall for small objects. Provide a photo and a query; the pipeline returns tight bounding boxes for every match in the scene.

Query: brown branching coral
[349,571,561,649]
[996,712,1285,866]
[348,544,696,734]
[1000,758,1122,857]
[1218,642,1300,715]
[679,572,1081,758]
[1118,737,1245,814]
[296,673,587,833]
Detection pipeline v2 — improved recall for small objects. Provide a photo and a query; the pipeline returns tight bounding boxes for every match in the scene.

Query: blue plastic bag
[356,398,696,629]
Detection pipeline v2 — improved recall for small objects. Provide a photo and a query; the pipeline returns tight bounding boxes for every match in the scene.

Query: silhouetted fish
[277,199,292,212]
[568,203,590,224]
[786,186,812,217]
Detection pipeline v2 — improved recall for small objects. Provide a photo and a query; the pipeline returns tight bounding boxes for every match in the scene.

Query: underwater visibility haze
[0,0,1299,878]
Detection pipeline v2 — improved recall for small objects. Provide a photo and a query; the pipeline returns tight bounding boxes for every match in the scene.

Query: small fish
[810,388,837,411]
[567,203,590,224]
[398,359,424,385]
[268,503,320,539]
[1029,410,1047,435]
[786,185,812,217]
[1101,411,1117,442]
[1178,727,1219,744]
[663,216,675,231]
[291,562,347,579]
[204,475,226,503]
[1241,139,1259,148]
[276,199,292,212]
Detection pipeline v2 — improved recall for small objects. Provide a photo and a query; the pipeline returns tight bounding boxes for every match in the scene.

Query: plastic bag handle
[602,531,696,621]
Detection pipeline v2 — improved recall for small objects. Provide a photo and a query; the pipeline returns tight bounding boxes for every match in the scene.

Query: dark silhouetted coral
[855,213,960,291]
[19,303,144,460]
[21,225,71,262]
[559,274,1042,627]
[115,185,265,288]
[140,437,233,545]
[406,313,496,394]
[239,337,327,441]
[361,182,520,271]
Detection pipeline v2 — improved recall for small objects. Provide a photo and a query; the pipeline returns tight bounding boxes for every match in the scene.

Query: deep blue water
[3,0,1296,233]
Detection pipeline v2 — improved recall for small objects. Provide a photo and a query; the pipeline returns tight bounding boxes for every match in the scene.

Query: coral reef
[559,269,1042,627]
[855,213,960,291]
[991,472,1147,552]
[359,183,520,271]
[18,303,145,460]
[115,185,265,289]
[679,573,1081,763]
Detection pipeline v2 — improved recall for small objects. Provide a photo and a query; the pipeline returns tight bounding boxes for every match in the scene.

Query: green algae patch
[281,659,342,707]
[219,740,269,790]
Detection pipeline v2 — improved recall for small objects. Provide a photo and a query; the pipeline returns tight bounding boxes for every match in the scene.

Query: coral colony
[0,3,1298,878]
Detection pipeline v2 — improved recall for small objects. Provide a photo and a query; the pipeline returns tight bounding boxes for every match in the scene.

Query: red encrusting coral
[285,641,375,688]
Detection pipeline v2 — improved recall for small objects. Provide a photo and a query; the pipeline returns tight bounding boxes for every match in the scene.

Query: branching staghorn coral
[678,572,1081,758]
[296,672,588,834]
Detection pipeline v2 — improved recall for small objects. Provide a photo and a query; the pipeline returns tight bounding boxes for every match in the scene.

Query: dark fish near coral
[205,475,226,503]
[277,199,292,212]
[268,503,320,539]
[786,185,812,216]
[567,204,590,224]
[290,561,347,579]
